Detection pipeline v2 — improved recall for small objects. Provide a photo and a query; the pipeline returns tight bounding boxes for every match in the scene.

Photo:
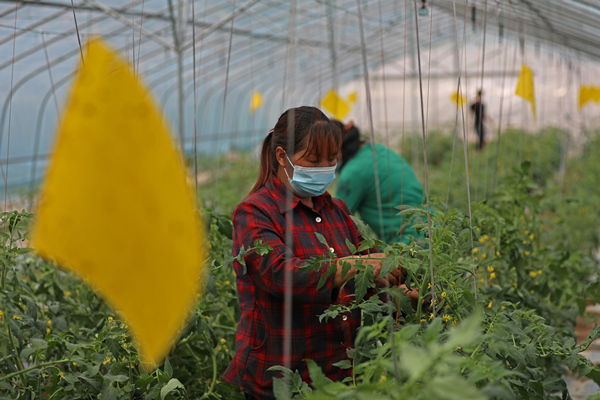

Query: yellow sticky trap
[320,89,351,121]
[591,86,600,103]
[451,91,466,107]
[579,85,591,109]
[347,91,357,104]
[32,39,206,369]
[515,64,536,122]
[250,91,263,113]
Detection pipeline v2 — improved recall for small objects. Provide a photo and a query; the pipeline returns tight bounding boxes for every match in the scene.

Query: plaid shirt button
[342,315,348,321]
[316,216,322,222]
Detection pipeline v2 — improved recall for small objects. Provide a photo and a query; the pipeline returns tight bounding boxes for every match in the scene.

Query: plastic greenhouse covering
[0,0,600,203]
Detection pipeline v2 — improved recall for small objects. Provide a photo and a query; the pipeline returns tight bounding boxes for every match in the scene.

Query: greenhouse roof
[0,0,599,197]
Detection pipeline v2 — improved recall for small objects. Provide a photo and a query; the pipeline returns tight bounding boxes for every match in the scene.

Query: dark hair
[333,120,364,172]
[250,106,341,194]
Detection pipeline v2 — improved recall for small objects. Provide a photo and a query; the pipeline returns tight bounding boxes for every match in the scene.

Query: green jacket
[335,143,424,244]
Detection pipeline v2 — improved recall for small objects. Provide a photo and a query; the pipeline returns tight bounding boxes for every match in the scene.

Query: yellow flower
[225,281,230,285]
[47,320,52,325]
[487,301,493,308]
[524,251,530,256]
[379,375,387,383]
[217,345,222,352]
[476,227,480,231]
[451,281,455,286]
[490,324,494,328]
[513,282,518,288]
[12,314,20,320]
[63,291,71,297]
[537,269,542,275]
[216,282,222,286]
[420,319,425,323]
[501,306,506,310]
[490,272,496,280]
[496,251,500,256]
[524,230,529,235]
[0,310,3,319]
[473,248,479,254]
[46,328,51,334]
[480,278,484,283]
[220,338,227,344]
[73,362,78,366]
[427,283,431,289]
[121,334,127,339]
[507,361,511,368]
[482,254,487,259]
[60,373,65,380]
[487,266,494,272]
[429,313,434,320]
[107,317,114,323]
[529,234,534,240]
[455,346,462,351]
[441,292,447,298]
[451,320,457,326]
[442,315,451,322]
[103,356,111,365]
[529,271,537,278]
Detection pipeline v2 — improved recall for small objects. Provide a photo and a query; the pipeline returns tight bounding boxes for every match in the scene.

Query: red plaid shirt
[223,176,366,399]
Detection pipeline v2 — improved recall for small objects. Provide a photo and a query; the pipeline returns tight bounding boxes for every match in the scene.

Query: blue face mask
[284,152,337,197]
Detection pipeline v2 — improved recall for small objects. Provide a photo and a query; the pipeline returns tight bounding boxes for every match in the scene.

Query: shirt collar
[266,175,334,214]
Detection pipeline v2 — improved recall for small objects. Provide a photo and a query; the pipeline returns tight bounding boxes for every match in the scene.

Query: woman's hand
[333,253,406,288]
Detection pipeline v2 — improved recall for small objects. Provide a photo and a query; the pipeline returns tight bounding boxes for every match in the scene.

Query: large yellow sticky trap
[32,39,206,369]
[515,64,536,122]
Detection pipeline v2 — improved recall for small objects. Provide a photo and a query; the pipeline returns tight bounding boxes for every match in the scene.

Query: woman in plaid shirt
[223,106,404,399]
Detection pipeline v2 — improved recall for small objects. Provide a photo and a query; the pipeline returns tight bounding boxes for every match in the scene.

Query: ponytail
[250,130,275,194]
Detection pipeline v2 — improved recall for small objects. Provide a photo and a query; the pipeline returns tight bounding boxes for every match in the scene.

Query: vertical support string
[70,0,85,65]
[135,0,146,77]
[412,0,436,315]
[283,0,297,373]
[211,0,237,210]
[356,0,385,241]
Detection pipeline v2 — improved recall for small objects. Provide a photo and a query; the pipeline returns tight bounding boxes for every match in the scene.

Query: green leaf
[345,239,356,254]
[332,359,352,369]
[354,266,375,303]
[160,378,185,400]
[340,261,352,281]
[163,356,173,380]
[305,359,333,389]
[272,377,292,400]
[380,255,399,279]
[314,232,329,247]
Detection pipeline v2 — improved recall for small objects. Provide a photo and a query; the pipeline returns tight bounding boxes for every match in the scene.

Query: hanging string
[493,3,513,191]
[70,0,84,65]
[283,0,297,373]
[192,0,209,205]
[453,0,477,300]
[3,1,18,212]
[135,0,146,76]
[376,0,395,249]
[376,0,400,382]
[356,0,385,242]
[212,0,237,210]
[445,0,469,212]
[412,0,437,316]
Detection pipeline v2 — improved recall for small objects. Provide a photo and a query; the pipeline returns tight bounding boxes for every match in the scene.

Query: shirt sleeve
[335,168,368,213]
[232,200,337,305]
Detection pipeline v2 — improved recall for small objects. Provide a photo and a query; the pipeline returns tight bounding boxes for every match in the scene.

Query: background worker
[334,120,424,244]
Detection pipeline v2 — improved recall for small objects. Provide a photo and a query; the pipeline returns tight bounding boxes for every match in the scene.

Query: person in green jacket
[334,121,424,244]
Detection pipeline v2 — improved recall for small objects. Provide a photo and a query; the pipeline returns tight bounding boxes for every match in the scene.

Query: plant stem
[202,332,218,398]
[0,358,70,382]
[3,317,27,386]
